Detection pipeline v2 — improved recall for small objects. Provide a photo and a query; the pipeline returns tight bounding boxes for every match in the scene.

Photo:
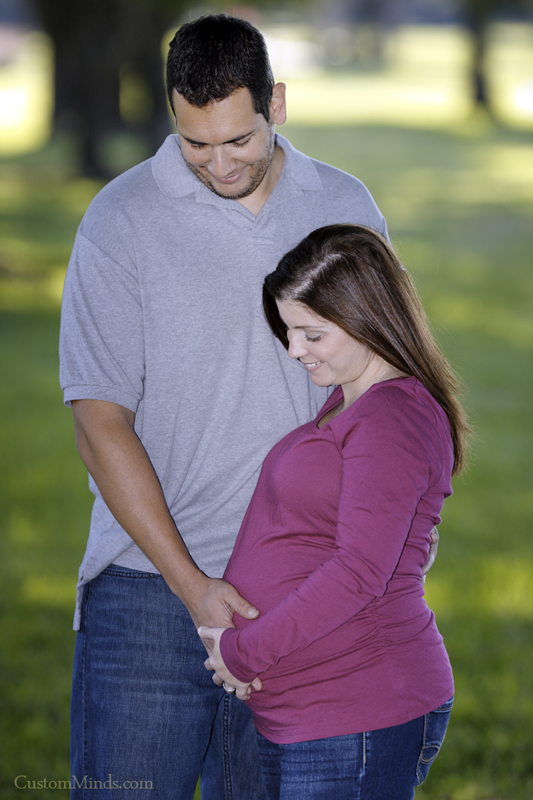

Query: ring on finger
[223,682,236,693]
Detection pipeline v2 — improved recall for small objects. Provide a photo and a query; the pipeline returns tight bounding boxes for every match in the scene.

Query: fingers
[227,589,259,620]
[422,527,439,577]
[190,580,259,629]
[198,623,259,700]
[212,672,258,701]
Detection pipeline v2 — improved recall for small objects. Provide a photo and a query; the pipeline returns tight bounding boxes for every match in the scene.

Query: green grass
[1,117,532,799]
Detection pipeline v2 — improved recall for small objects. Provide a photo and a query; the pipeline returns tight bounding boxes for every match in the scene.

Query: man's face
[172,86,285,201]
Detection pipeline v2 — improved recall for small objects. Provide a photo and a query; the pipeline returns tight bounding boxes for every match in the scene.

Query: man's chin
[187,163,268,201]
[203,175,257,201]
[209,182,252,200]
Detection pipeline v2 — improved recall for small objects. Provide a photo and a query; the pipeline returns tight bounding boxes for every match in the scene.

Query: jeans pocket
[415,696,454,786]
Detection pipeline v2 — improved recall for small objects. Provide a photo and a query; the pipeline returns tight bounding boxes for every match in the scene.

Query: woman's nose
[287,332,307,360]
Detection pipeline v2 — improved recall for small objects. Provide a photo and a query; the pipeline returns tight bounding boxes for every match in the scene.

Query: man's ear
[270,82,287,126]
[170,88,180,129]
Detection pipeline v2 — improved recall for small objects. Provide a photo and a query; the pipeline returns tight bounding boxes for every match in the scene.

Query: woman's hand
[197,626,263,701]
[422,527,439,583]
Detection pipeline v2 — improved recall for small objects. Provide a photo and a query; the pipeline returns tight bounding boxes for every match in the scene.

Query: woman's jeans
[257,697,454,800]
[70,565,266,800]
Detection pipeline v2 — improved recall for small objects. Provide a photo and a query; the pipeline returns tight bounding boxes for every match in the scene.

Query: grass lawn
[1,116,532,799]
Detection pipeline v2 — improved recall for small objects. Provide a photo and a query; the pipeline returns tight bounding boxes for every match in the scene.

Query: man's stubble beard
[185,128,275,201]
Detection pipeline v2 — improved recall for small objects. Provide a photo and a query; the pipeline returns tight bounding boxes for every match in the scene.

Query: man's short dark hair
[166,14,275,120]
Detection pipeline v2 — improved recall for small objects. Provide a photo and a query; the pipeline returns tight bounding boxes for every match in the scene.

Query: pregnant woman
[199,224,471,800]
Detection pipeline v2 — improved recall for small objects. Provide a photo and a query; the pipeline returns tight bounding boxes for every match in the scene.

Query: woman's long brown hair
[263,224,471,475]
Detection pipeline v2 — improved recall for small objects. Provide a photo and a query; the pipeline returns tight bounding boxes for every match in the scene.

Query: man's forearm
[71,399,258,629]
[72,400,206,599]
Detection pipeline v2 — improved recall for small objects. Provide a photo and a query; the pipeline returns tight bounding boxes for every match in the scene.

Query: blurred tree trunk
[462,0,533,112]
[34,0,183,177]
[462,0,495,110]
[356,0,387,67]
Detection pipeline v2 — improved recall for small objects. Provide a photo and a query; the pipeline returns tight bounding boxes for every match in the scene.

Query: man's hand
[422,527,439,582]
[198,625,262,701]
[184,576,259,631]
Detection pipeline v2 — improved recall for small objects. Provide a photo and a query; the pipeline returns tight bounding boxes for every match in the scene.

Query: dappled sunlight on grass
[0,31,52,154]
[377,143,533,224]
[0,265,67,310]
[479,558,533,619]
[429,293,533,349]
[420,553,533,798]
[7,509,42,546]
[489,23,533,127]
[284,26,472,127]
[0,170,103,309]
[282,22,533,129]
[285,69,469,127]
[426,557,533,620]
[485,146,533,201]
[22,575,77,609]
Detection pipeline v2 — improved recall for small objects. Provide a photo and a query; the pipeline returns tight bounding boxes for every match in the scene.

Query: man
[60,14,395,799]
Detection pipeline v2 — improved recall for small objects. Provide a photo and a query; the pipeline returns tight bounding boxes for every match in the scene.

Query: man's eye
[233,139,250,148]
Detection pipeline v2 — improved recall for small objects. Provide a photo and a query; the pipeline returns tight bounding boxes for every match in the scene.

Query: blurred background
[0,0,532,798]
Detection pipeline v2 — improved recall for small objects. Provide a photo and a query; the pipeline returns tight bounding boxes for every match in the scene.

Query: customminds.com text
[14,775,154,790]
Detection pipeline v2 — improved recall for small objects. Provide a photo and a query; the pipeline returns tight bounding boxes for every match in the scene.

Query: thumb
[227,589,259,619]
[197,626,215,655]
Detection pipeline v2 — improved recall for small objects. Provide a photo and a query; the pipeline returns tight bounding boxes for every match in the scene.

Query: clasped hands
[197,626,262,701]
[194,530,440,699]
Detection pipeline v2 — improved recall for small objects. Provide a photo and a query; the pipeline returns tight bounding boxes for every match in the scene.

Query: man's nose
[208,147,235,178]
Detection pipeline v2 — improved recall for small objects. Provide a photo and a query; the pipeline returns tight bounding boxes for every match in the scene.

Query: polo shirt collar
[275,134,323,191]
[151,133,323,205]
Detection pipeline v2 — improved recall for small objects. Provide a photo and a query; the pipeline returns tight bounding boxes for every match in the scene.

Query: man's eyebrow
[180,130,255,146]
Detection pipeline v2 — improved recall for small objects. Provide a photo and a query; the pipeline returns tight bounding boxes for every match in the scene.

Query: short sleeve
[59,231,145,411]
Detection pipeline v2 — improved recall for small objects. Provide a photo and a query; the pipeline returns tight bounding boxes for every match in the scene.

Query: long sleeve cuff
[220,628,259,683]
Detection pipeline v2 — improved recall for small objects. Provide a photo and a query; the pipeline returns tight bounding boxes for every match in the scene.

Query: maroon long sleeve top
[221,377,455,744]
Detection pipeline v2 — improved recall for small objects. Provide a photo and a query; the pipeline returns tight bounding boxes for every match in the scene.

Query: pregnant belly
[223,528,336,617]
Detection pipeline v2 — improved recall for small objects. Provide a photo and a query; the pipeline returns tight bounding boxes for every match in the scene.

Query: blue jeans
[70,565,266,800]
[256,698,453,800]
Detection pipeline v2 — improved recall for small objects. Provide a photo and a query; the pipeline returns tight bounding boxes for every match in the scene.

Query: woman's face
[276,299,380,404]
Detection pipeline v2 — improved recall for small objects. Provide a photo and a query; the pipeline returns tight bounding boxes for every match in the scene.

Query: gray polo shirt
[60,133,387,628]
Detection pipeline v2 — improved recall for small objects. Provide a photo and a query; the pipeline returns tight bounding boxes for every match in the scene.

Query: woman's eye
[305,335,322,343]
